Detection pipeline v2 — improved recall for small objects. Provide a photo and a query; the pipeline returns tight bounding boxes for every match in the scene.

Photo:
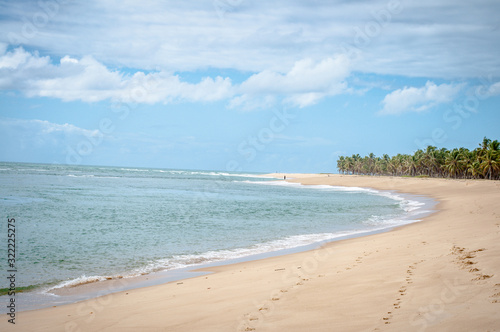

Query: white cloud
[379,81,464,115]
[178,76,234,102]
[0,118,98,137]
[0,47,48,70]
[487,82,500,96]
[233,56,351,109]
[31,56,124,102]
[60,56,79,64]
[240,57,349,94]
[37,120,98,136]
[227,94,276,111]
[1,1,499,111]
[0,47,350,108]
[1,1,499,78]
[0,47,234,104]
[284,93,326,108]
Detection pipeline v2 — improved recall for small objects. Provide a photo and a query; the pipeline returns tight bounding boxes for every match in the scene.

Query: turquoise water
[0,162,431,309]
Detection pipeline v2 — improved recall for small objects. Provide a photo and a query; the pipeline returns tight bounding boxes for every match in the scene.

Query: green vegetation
[336,137,500,180]
[0,285,39,296]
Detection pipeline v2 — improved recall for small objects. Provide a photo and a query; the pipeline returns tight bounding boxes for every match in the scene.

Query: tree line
[336,137,500,180]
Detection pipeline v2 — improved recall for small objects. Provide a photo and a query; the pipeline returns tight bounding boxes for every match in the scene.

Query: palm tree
[367,153,376,175]
[444,149,463,178]
[345,156,354,175]
[456,148,471,179]
[388,155,402,176]
[335,137,499,180]
[373,157,384,175]
[480,149,500,180]
[337,156,346,174]
[348,154,360,175]
[377,154,389,175]
[422,146,438,177]
[437,148,448,177]
[413,150,425,176]
[489,140,499,151]
[481,137,492,151]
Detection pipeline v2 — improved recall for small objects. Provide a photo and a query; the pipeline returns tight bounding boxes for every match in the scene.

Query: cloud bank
[1,0,499,78]
[0,47,350,109]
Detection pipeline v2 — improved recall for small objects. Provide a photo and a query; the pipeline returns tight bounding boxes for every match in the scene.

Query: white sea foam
[120,168,150,172]
[149,169,262,178]
[45,227,394,293]
[46,275,111,292]
[190,171,262,178]
[67,174,95,178]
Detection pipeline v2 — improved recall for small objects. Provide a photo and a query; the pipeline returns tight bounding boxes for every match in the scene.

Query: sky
[0,0,499,173]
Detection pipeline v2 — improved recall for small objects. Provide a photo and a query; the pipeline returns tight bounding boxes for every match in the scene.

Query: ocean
[0,162,434,311]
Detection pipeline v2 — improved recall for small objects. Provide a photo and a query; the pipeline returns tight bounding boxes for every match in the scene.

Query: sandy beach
[4,174,500,331]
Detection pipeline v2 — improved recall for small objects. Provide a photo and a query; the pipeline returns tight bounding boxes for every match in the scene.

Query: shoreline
[4,174,500,331]
[5,178,435,313]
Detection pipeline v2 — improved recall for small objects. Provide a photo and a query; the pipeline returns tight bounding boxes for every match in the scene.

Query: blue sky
[1,0,499,172]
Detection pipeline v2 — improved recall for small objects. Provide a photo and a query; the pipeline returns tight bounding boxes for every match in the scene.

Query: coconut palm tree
[413,149,425,176]
[345,156,354,175]
[352,154,362,175]
[367,153,376,175]
[444,149,463,178]
[422,146,437,177]
[337,156,346,174]
[488,139,500,153]
[480,149,500,180]
[481,137,492,151]
[336,137,498,179]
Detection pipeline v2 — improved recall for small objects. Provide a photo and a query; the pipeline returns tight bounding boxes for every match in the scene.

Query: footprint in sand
[393,299,402,310]
[455,247,495,282]
[381,259,424,328]
[472,274,493,281]
[382,311,394,324]
[238,315,258,332]
[406,263,419,284]
[493,284,500,300]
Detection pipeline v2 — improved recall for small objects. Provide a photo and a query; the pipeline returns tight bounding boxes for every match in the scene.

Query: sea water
[0,162,434,311]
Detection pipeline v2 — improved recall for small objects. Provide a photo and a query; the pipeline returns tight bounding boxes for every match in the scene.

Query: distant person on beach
[284,175,286,180]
